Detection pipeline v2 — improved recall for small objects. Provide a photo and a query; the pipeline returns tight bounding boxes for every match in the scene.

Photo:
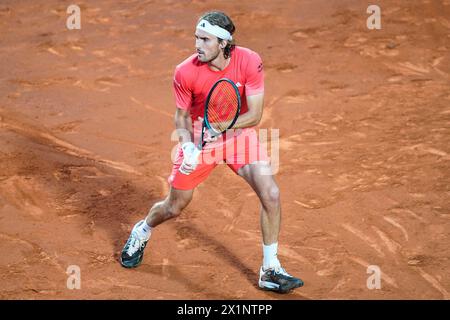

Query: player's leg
[229,128,304,292]
[237,162,281,257]
[120,143,218,269]
[145,186,194,228]
[120,186,193,268]
[238,162,281,245]
[238,162,304,293]
[227,129,282,264]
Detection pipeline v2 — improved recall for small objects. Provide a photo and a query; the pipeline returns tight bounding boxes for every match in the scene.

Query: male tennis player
[120,11,303,293]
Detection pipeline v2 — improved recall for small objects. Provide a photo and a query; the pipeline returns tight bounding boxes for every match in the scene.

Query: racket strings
[206,82,239,133]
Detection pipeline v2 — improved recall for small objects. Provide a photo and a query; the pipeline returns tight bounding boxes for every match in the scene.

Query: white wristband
[181,142,195,156]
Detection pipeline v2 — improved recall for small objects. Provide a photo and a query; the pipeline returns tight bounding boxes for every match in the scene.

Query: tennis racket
[179,78,241,174]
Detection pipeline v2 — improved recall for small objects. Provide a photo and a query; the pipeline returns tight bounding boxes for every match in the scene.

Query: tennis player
[120,11,303,293]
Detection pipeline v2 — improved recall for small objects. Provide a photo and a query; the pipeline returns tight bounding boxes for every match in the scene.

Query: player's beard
[202,47,221,63]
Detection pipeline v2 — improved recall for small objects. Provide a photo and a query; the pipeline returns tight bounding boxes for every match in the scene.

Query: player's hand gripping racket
[179,78,241,175]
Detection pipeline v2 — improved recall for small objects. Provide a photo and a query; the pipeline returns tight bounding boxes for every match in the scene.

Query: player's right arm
[175,102,199,175]
[173,65,194,145]
[174,107,193,145]
[173,65,198,174]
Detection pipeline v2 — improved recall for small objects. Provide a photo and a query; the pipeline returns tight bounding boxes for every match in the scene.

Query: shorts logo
[236,82,242,87]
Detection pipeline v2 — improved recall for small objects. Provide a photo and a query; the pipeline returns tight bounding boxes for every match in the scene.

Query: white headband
[196,19,233,41]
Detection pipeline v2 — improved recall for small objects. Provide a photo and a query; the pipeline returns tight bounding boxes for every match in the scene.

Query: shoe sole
[259,281,304,294]
[120,255,144,268]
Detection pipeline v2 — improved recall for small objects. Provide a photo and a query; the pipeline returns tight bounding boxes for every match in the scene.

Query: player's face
[195,29,222,62]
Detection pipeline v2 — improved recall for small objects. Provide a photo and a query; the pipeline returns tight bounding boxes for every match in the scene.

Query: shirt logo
[257,62,263,72]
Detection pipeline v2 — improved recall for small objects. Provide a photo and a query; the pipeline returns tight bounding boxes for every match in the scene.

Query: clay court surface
[0,0,449,299]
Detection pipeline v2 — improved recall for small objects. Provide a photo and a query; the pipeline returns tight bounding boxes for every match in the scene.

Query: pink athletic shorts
[168,128,269,190]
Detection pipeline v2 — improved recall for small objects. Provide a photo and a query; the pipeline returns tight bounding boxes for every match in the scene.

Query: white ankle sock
[135,220,152,240]
[263,242,281,270]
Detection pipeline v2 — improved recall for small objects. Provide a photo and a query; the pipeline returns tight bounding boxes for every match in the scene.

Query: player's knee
[164,188,193,217]
[166,204,182,218]
[269,185,280,202]
[262,185,280,205]
[166,196,191,218]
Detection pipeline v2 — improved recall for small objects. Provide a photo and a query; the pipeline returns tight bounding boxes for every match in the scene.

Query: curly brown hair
[198,11,236,59]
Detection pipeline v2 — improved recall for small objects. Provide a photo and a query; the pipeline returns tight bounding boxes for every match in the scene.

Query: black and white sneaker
[120,220,150,268]
[258,266,304,293]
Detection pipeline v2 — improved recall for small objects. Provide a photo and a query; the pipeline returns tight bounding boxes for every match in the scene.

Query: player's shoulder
[173,53,203,86]
[234,46,262,61]
[234,46,263,75]
[175,53,202,74]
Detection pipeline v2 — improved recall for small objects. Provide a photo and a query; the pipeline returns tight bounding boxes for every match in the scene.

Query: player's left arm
[230,51,265,129]
[230,93,264,129]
